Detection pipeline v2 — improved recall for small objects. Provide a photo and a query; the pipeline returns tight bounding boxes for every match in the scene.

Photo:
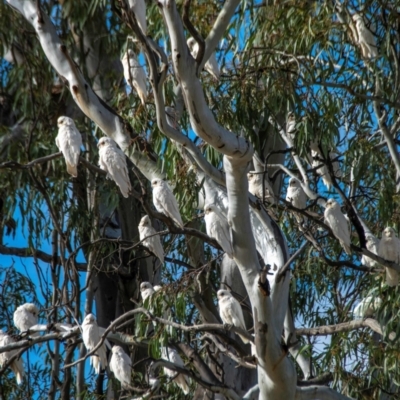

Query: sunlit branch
[296,318,382,337]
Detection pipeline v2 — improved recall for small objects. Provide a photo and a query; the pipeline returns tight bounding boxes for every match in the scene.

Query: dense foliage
[1,1,400,399]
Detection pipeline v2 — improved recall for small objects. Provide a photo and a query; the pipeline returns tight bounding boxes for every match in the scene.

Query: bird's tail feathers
[386,267,399,287]
[66,162,78,177]
[341,241,352,255]
[91,355,100,375]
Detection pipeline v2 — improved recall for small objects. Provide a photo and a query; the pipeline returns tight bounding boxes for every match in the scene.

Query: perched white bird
[0,331,24,384]
[378,227,400,287]
[217,289,249,344]
[13,303,39,336]
[324,199,351,255]
[354,296,382,318]
[187,37,220,81]
[352,14,378,59]
[98,137,132,198]
[140,281,155,302]
[361,233,380,268]
[139,215,164,263]
[161,347,190,394]
[311,149,341,190]
[121,49,147,105]
[286,112,296,141]
[128,0,147,34]
[204,203,233,259]
[82,314,108,374]
[286,178,307,223]
[247,172,275,204]
[109,346,132,388]
[56,116,83,177]
[151,179,184,228]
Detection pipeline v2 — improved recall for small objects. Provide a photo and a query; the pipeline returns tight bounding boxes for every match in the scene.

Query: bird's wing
[104,147,131,198]
[230,298,246,331]
[156,187,183,226]
[205,52,220,80]
[214,219,233,257]
[130,59,148,105]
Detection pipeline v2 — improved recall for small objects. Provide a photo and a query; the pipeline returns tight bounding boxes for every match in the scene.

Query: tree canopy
[1,1,400,399]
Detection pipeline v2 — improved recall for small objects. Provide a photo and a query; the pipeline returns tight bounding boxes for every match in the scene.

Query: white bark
[160,0,252,159]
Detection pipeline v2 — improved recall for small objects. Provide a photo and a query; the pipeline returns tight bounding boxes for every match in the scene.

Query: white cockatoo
[217,289,249,344]
[98,137,132,198]
[82,314,108,374]
[121,49,147,105]
[378,227,400,287]
[138,215,164,264]
[286,112,296,141]
[161,347,190,394]
[352,13,378,59]
[324,199,352,255]
[56,116,83,177]
[128,0,147,34]
[151,179,184,228]
[354,296,382,318]
[311,149,341,190]
[109,346,132,388]
[13,303,39,336]
[204,203,234,259]
[140,281,155,302]
[361,233,380,268]
[286,178,307,223]
[247,172,275,204]
[0,331,24,384]
[187,37,220,81]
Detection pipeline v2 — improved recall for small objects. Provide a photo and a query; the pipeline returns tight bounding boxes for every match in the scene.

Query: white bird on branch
[98,137,132,198]
[140,281,155,302]
[56,116,82,177]
[378,227,400,287]
[286,112,296,141]
[139,215,164,264]
[121,48,148,106]
[161,347,190,394]
[204,203,234,259]
[110,346,132,388]
[128,0,147,34]
[82,314,108,374]
[352,13,378,59]
[324,199,351,255]
[247,171,275,204]
[311,149,341,190]
[286,178,307,224]
[361,233,380,268]
[13,303,39,338]
[217,289,249,344]
[0,331,24,384]
[151,179,184,228]
[187,37,220,81]
[354,296,382,318]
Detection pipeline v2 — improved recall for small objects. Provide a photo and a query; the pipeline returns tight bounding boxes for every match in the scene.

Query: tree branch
[296,318,382,337]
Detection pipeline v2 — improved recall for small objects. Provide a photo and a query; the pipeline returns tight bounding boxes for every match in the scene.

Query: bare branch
[296,318,383,337]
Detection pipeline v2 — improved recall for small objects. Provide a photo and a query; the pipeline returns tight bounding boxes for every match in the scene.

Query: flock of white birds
[0,6,388,393]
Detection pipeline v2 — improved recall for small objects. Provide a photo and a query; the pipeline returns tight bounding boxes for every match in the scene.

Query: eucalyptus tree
[0,1,400,399]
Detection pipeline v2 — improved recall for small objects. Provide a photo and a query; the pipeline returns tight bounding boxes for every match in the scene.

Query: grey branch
[296,318,382,337]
